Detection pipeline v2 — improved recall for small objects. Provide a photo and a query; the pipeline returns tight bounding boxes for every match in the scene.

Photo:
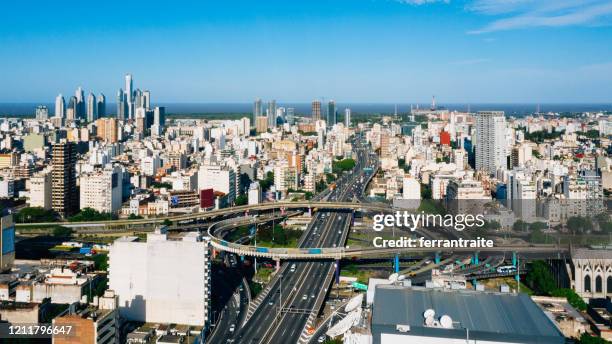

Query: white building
[248,182,261,205]
[475,111,507,175]
[401,176,421,209]
[141,155,161,176]
[80,165,123,214]
[274,165,298,192]
[198,165,236,203]
[108,229,211,327]
[28,171,52,209]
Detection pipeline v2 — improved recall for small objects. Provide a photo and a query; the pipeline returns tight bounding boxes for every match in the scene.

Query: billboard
[2,226,15,255]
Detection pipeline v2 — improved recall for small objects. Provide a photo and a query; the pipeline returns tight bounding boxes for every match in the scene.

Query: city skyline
[1,0,612,103]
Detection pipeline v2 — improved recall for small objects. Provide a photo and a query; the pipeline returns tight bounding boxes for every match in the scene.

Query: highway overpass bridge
[15,201,392,230]
[207,215,570,260]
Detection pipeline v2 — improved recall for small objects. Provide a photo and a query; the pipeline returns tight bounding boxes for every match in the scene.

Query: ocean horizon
[1,102,611,117]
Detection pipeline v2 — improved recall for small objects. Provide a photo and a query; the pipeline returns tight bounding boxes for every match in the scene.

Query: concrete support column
[335,260,340,284]
[308,207,312,217]
[394,254,400,273]
[512,252,517,267]
[472,252,479,265]
[275,258,280,272]
[434,252,441,265]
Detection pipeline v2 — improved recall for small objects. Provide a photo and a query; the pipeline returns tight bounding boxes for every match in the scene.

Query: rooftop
[371,285,565,344]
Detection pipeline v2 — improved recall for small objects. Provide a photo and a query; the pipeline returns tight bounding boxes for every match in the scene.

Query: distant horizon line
[1,101,611,105]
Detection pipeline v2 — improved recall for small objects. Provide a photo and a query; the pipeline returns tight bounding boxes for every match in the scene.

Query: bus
[496,266,517,274]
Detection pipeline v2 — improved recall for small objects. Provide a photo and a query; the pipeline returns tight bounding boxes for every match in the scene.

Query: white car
[302,294,308,300]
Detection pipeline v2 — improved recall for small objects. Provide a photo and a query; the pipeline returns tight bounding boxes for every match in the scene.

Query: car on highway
[229,324,236,333]
[302,294,308,300]
[318,336,326,343]
[290,264,296,272]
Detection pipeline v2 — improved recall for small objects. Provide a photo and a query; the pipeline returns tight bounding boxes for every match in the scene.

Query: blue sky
[1,0,611,103]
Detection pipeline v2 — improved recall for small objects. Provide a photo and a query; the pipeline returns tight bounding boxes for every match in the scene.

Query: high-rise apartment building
[96,118,119,143]
[28,171,52,209]
[475,111,507,175]
[256,116,268,134]
[312,100,321,121]
[35,105,49,120]
[51,141,78,218]
[80,165,123,214]
[197,165,236,203]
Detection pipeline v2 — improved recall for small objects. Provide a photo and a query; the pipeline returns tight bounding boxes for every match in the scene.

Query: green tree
[579,333,611,344]
[162,219,172,226]
[128,214,143,220]
[567,216,593,233]
[91,254,109,271]
[15,207,58,223]
[513,220,529,232]
[525,260,556,295]
[420,184,432,200]
[68,208,114,222]
[551,288,587,311]
[235,194,248,206]
[52,226,74,238]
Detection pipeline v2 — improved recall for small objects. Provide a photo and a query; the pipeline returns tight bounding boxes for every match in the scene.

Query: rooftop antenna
[394,104,398,117]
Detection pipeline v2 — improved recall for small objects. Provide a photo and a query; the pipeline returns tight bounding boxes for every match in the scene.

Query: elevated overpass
[15,201,392,230]
[207,215,570,260]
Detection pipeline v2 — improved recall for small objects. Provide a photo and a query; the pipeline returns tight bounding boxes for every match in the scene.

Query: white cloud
[467,0,612,33]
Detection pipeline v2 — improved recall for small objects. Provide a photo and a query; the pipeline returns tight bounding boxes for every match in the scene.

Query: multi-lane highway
[234,138,374,343]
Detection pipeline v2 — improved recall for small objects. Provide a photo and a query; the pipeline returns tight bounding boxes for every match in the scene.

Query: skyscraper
[267,100,277,128]
[475,111,507,175]
[97,93,106,118]
[327,100,336,127]
[154,106,166,127]
[312,100,321,121]
[86,93,97,122]
[344,108,351,127]
[142,90,151,109]
[54,94,65,118]
[35,105,49,120]
[286,107,295,125]
[75,86,85,120]
[253,98,262,124]
[67,96,78,121]
[116,89,127,121]
[125,74,133,119]
[51,141,78,218]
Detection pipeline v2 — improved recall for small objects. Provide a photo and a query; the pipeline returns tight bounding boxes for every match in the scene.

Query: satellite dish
[424,316,434,326]
[440,315,453,329]
[389,273,399,282]
[398,275,406,281]
[423,309,435,319]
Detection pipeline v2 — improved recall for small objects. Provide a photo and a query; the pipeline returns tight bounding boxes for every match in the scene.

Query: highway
[234,137,374,343]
